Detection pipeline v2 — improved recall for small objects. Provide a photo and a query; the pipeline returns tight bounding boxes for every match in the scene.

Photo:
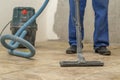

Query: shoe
[66,44,83,54]
[95,46,111,56]
[66,45,77,54]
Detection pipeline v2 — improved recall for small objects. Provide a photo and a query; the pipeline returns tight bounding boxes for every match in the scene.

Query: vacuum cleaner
[0,0,49,58]
[60,0,104,67]
[10,7,37,48]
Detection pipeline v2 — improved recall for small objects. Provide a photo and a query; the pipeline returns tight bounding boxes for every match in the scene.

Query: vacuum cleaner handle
[74,0,86,63]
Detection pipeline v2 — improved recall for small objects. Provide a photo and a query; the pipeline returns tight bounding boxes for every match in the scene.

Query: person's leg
[66,0,86,54]
[92,0,111,55]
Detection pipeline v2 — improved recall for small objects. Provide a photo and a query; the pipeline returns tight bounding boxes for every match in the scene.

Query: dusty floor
[0,40,120,80]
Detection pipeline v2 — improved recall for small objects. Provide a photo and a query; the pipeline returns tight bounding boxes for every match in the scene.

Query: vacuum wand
[75,0,86,63]
[60,0,104,67]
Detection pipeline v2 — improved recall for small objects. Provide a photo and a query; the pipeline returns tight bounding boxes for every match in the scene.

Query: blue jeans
[69,0,109,49]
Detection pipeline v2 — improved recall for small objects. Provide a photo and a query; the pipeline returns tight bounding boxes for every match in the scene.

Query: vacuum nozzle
[60,61,104,67]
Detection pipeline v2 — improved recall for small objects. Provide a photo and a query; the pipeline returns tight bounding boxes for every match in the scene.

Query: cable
[0,20,12,37]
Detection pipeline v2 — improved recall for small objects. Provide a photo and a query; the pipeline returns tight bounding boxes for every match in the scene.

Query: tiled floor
[0,41,120,80]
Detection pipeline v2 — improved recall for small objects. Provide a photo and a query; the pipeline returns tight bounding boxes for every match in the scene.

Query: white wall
[0,0,58,42]
[46,0,59,40]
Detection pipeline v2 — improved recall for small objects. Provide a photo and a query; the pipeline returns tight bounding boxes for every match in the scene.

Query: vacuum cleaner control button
[21,9,28,15]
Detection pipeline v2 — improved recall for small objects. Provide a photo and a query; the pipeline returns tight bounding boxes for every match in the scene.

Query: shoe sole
[95,51,111,56]
[66,50,76,54]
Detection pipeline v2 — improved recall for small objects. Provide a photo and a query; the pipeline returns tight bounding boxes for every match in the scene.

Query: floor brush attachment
[60,61,104,67]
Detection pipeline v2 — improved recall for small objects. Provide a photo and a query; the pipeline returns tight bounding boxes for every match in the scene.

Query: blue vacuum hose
[0,0,49,58]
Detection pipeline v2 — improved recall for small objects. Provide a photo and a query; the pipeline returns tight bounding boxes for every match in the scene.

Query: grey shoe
[66,45,77,54]
[66,44,83,54]
[95,46,111,56]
